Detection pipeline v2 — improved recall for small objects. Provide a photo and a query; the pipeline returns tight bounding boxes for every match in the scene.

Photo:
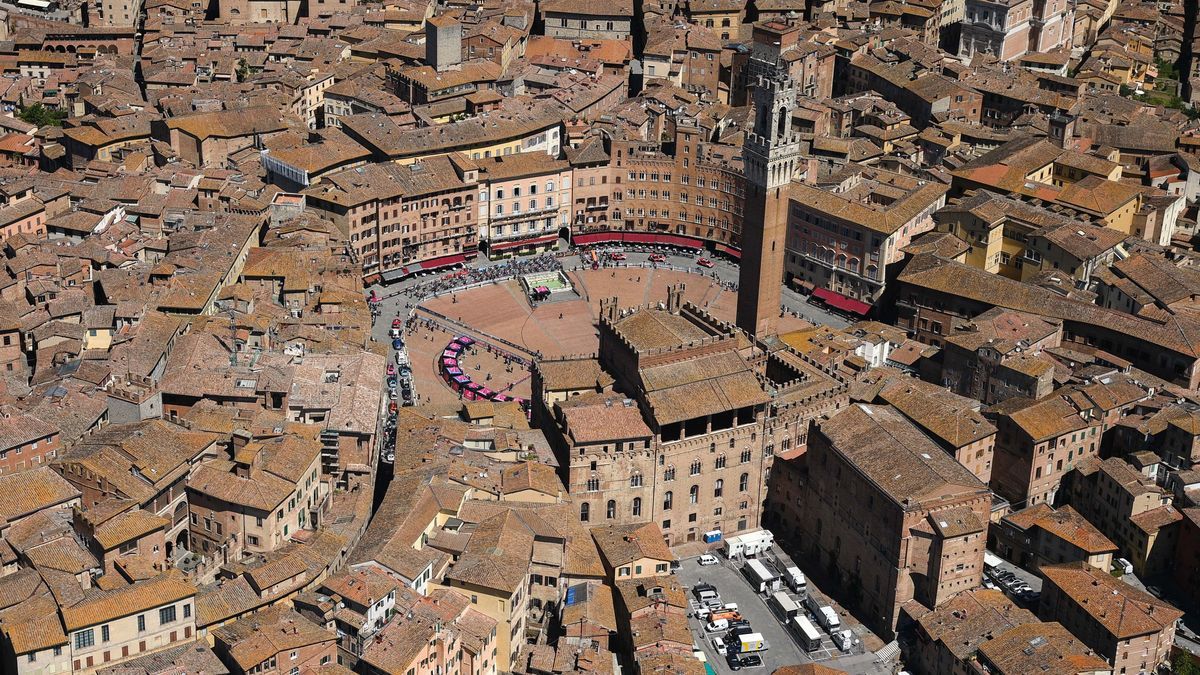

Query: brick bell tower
[736,54,801,338]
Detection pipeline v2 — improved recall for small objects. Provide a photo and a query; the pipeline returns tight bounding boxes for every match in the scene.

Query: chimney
[231,429,250,455]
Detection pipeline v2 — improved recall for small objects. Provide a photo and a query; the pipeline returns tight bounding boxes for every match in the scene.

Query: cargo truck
[738,632,766,653]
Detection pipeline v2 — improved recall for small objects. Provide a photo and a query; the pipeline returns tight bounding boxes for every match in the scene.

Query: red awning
[658,234,702,249]
[490,233,559,252]
[716,243,741,259]
[422,253,466,270]
[811,287,872,316]
[571,232,612,245]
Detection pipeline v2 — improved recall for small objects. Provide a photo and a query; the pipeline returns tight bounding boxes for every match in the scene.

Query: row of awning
[571,231,711,250]
[488,233,559,252]
[379,253,468,282]
[810,287,872,317]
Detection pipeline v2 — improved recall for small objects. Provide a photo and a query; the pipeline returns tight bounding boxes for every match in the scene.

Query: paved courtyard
[372,257,821,406]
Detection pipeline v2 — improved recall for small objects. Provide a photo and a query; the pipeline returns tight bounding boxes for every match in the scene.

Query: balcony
[490,203,558,225]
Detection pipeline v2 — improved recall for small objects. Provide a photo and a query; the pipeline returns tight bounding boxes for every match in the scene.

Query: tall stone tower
[736,50,802,338]
[425,15,462,72]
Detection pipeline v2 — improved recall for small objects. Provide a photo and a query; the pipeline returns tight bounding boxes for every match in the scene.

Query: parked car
[710,637,727,656]
[704,619,729,633]
[392,318,402,329]
[720,619,748,634]
[649,253,666,263]
[389,328,402,339]
[609,252,627,261]
[698,554,719,566]
[392,339,405,350]
[725,652,743,671]
[1115,558,1134,575]
[739,654,763,668]
[697,257,715,268]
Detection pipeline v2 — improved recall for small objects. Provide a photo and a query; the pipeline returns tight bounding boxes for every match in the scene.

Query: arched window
[714,479,724,498]
[739,473,749,492]
[632,497,642,517]
[715,455,726,469]
[606,500,616,519]
[580,503,590,522]
[664,465,676,481]
[777,106,788,139]
[630,473,643,488]
[690,460,701,476]
[689,485,699,504]
[664,491,673,510]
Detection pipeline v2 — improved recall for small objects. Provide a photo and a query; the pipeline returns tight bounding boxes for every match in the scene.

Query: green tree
[17,103,67,127]
[1174,651,1200,675]
[236,58,250,83]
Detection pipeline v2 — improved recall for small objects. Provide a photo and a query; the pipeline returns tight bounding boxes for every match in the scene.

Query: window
[690,460,701,476]
[630,473,643,487]
[663,491,673,510]
[715,455,726,469]
[159,606,176,626]
[739,473,749,492]
[183,603,191,619]
[75,629,94,649]
[101,625,110,643]
[664,466,675,480]
[689,485,699,504]
[714,479,724,498]
[580,503,590,522]
[586,478,599,491]
[137,615,145,632]
[606,500,616,519]
[740,450,751,463]
[632,497,642,517]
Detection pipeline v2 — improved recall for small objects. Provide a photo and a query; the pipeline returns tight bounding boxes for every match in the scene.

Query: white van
[705,619,729,633]
[785,566,806,594]
[818,606,841,632]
